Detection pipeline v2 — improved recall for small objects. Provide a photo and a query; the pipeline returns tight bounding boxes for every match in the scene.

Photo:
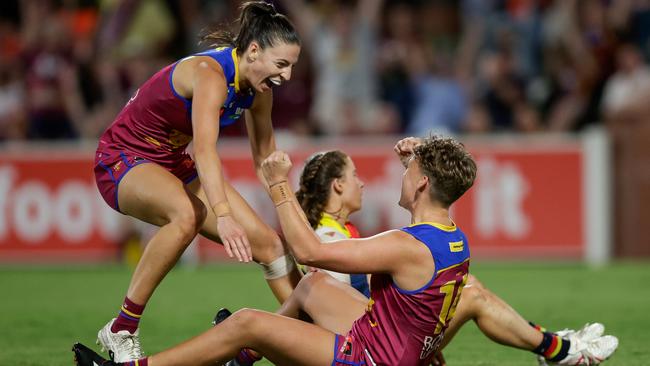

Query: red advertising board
[0,138,585,263]
[0,150,126,262]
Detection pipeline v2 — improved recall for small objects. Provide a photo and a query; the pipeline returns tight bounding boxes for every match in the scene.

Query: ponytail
[201,1,299,51]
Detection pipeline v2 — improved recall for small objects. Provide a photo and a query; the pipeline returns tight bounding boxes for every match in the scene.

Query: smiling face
[337,156,364,215]
[241,41,300,93]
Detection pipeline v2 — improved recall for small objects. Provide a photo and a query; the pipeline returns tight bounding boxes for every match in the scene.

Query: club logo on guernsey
[339,336,353,356]
[420,333,444,360]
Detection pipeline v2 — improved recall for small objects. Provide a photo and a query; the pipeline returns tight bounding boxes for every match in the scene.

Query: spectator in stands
[602,42,650,119]
[281,0,398,135]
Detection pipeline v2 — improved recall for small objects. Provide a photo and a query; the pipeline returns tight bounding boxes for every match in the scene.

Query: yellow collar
[319,213,350,237]
[231,48,241,93]
[409,221,457,232]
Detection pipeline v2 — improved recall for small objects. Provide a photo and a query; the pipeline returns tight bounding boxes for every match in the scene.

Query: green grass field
[1,262,648,366]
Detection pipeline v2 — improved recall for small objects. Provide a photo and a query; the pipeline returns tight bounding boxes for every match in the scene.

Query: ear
[332,178,344,195]
[246,41,260,62]
[416,175,429,193]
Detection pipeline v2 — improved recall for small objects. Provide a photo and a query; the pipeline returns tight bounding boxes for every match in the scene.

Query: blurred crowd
[1,0,650,141]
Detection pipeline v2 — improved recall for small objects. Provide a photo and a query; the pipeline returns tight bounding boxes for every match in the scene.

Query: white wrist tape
[260,254,296,279]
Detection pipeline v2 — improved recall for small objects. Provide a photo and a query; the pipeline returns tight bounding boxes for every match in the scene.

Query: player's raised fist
[394,137,423,167]
[262,150,293,184]
[394,137,424,156]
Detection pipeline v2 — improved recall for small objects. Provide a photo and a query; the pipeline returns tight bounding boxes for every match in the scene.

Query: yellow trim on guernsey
[409,221,457,232]
[436,258,470,274]
[231,48,240,93]
[121,306,142,319]
[319,213,350,238]
[449,240,464,252]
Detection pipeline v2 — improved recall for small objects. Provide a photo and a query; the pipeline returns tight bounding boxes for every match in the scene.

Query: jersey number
[434,273,468,335]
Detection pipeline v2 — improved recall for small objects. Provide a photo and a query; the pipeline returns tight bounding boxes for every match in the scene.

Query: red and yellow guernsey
[350,222,470,365]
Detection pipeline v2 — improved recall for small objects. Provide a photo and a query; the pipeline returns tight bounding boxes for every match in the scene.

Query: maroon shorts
[94,147,198,213]
[333,334,372,366]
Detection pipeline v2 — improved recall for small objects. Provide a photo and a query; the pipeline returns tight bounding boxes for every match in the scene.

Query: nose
[281,66,293,81]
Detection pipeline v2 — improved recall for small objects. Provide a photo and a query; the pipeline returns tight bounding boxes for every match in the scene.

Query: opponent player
[92,2,302,362]
[295,150,369,296]
[73,135,477,366]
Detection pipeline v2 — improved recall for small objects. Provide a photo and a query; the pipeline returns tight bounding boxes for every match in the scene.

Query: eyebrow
[276,59,294,66]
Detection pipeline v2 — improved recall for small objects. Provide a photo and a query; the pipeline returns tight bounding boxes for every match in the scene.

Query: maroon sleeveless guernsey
[98,47,255,167]
[349,223,470,365]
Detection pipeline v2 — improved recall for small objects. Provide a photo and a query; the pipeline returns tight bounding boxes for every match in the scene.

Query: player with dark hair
[295,150,370,296]
[73,136,478,366]
[92,1,302,362]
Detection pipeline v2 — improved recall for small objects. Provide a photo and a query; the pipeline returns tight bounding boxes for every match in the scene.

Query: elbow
[292,251,311,266]
[193,144,216,161]
[292,249,319,267]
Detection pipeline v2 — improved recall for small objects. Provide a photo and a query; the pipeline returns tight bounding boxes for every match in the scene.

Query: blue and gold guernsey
[98,47,255,165]
[314,214,371,297]
[194,47,256,127]
[347,222,470,366]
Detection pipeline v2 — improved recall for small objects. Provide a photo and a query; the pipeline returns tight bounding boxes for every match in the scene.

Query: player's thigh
[118,163,205,227]
[242,310,337,366]
[188,179,278,247]
[299,272,367,335]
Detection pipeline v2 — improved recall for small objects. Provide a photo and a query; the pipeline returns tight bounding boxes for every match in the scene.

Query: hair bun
[244,1,277,17]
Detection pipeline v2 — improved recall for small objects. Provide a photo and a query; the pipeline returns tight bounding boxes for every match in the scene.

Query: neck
[410,201,452,226]
[324,203,349,226]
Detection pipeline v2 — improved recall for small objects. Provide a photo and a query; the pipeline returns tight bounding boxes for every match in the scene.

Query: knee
[170,199,207,240]
[460,275,488,308]
[229,308,265,335]
[286,271,327,306]
[253,229,286,264]
[295,271,328,293]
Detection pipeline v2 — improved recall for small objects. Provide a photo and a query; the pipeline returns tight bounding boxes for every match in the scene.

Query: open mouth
[264,76,282,88]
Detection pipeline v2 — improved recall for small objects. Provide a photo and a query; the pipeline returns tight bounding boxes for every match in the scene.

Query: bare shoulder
[173,56,226,98]
[366,228,417,242]
[365,229,426,253]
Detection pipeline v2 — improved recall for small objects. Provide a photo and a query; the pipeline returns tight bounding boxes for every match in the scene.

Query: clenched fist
[394,137,423,167]
[262,150,293,185]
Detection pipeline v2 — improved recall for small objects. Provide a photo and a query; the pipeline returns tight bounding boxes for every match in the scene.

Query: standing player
[92,1,302,362]
[73,136,477,366]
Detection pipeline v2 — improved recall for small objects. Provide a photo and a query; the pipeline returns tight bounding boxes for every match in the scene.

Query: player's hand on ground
[216,215,252,262]
[430,351,446,366]
[262,150,293,185]
[394,137,423,167]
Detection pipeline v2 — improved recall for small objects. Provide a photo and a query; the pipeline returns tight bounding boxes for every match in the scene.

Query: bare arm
[244,91,276,192]
[191,59,252,262]
[262,151,433,289]
[191,60,229,214]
